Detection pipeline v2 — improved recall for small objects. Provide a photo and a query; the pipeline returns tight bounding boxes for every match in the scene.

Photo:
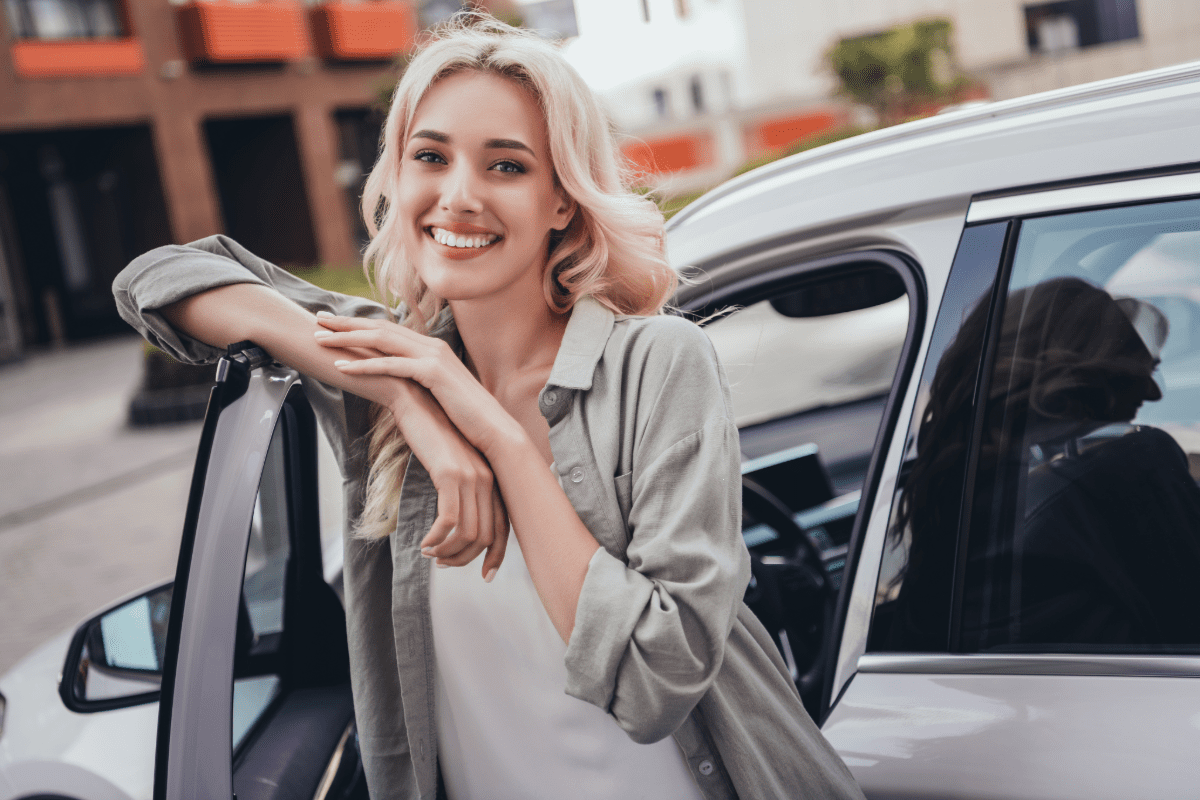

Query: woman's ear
[552,188,577,232]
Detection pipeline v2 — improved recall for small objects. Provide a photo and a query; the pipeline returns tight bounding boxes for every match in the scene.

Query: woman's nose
[441,163,484,214]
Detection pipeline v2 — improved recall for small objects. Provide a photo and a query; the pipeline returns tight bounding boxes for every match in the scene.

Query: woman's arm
[319,312,748,742]
[114,239,508,574]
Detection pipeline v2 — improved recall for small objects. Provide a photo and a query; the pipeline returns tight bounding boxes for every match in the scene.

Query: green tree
[828,19,960,124]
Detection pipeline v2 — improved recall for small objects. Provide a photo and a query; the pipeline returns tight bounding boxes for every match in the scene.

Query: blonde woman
[114,14,863,800]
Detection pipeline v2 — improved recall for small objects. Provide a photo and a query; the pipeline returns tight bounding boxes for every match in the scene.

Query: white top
[429,474,706,800]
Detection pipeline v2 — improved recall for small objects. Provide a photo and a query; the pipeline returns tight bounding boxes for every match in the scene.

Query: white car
[3,59,1200,799]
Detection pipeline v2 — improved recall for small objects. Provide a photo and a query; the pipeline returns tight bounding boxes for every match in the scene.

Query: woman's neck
[449,285,568,397]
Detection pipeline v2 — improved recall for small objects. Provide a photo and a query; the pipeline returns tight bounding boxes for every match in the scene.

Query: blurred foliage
[828,19,963,123]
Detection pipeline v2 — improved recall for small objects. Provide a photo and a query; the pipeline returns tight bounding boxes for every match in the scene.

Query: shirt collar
[546,295,614,391]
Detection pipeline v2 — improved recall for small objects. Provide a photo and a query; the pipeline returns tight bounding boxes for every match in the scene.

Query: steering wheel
[741,476,835,716]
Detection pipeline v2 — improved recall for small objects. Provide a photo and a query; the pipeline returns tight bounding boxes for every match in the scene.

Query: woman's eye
[414,150,445,164]
[491,160,525,174]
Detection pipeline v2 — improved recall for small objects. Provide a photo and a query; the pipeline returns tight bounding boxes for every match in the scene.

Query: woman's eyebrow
[485,138,535,156]
[409,129,534,157]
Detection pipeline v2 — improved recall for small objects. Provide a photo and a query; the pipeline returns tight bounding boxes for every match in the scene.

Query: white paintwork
[822,671,1200,799]
[0,631,156,800]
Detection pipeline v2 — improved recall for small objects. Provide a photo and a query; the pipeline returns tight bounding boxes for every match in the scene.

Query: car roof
[666,60,1200,272]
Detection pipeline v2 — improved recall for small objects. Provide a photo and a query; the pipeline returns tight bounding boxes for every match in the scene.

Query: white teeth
[430,227,498,248]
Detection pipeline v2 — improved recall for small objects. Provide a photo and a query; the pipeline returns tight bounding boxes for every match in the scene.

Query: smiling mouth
[428,226,501,249]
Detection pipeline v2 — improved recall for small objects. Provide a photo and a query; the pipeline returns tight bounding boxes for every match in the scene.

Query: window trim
[967,171,1200,224]
[859,653,1200,678]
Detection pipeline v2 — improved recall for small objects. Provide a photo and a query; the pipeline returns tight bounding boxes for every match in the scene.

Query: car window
[705,272,909,496]
[867,222,1010,653]
[960,197,1200,654]
[232,416,288,749]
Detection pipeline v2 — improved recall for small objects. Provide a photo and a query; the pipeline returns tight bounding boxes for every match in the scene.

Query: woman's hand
[314,312,523,460]
[390,384,509,578]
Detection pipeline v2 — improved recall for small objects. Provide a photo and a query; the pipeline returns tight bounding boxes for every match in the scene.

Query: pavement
[0,335,203,676]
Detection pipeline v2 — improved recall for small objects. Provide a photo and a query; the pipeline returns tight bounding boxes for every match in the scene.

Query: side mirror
[60,582,172,712]
[771,266,906,318]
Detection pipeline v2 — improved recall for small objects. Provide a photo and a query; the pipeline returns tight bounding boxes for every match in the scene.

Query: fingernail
[314,330,331,338]
[316,310,334,318]
[421,546,434,557]
[334,359,350,367]
[435,562,450,569]
[484,568,497,583]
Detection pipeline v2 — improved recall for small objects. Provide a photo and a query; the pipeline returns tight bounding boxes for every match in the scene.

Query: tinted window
[960,198,1200,654]
[868,223,1009,652]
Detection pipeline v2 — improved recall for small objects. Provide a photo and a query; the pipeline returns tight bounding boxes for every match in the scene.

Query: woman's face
[397,70,574,306]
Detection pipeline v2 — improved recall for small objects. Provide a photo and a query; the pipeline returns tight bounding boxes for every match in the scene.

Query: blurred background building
[0,0,1197,360]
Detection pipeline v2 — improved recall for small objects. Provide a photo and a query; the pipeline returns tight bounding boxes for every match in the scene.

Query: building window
[652,87,670,119]
[1024,0,1139,54]
[690,75,705,113]
[640,0,650,23]
[3,0,126,39]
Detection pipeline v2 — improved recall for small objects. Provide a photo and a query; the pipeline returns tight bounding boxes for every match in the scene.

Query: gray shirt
[114,235,865,800]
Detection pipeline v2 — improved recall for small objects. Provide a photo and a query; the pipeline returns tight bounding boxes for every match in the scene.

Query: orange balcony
[176,0,310,64]
[745,109,841,156]
[310,1,416,61]
[11,39,145,78]
[622,131,715,175]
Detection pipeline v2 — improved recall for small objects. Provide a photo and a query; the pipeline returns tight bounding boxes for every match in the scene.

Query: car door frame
[151,344,298,800]
[675,246,928,722]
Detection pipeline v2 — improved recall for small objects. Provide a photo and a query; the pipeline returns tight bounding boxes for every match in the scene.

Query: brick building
[0,0,418,358]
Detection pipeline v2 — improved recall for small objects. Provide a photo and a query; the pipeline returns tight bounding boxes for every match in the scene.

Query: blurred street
[0,337,202,675]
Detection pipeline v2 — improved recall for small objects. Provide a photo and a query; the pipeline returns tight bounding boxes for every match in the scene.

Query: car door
[822,171,1200,799]
[152,344,365,800]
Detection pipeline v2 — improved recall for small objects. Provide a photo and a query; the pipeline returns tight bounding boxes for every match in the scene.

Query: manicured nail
[421,546,435,557]
[484,568,497,583]
[334,359,350,367]
[314,330,331,338]
[316,310,334,318]
[435,562,450,569]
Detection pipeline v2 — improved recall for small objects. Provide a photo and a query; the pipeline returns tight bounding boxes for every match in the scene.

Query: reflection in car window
[243,420,291,646]
[868,223,1009,653]
[961,198,1200,653]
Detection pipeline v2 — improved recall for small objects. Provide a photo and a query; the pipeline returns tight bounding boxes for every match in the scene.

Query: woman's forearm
[161,283,417,411]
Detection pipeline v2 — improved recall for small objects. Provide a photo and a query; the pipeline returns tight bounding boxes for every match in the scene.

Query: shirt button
[569,467,585,483]
[698,760,714,776]
[543,390,558,406]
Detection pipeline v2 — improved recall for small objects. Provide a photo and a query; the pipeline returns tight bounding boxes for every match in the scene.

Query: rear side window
[960,197,1200,654]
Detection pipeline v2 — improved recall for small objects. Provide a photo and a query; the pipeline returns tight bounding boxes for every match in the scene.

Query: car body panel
[823,671,1200,799]
[667,62,1200,275]
[0,631,154,800]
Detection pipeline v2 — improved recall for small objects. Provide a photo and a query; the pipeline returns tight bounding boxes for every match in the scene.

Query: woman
[114,14,863,800]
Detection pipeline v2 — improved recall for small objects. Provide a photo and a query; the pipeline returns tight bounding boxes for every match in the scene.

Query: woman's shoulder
[604,312,731,413]
[609,312,718,367]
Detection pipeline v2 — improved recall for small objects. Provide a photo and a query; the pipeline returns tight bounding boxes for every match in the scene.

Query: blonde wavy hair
[355,11,677,539]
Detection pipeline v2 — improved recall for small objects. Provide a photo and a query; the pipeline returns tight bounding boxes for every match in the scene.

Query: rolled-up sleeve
[113,233,388,365]
[563,318,749,744]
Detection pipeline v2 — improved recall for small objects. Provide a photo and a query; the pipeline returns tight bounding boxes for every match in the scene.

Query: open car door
[153,343,366,800]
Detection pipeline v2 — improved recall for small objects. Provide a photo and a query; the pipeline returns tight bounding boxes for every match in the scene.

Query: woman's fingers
[480,490,509,582]
[432,485,482,561]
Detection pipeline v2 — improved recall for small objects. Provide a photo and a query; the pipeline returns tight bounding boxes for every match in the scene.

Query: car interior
[695,259,915,716]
